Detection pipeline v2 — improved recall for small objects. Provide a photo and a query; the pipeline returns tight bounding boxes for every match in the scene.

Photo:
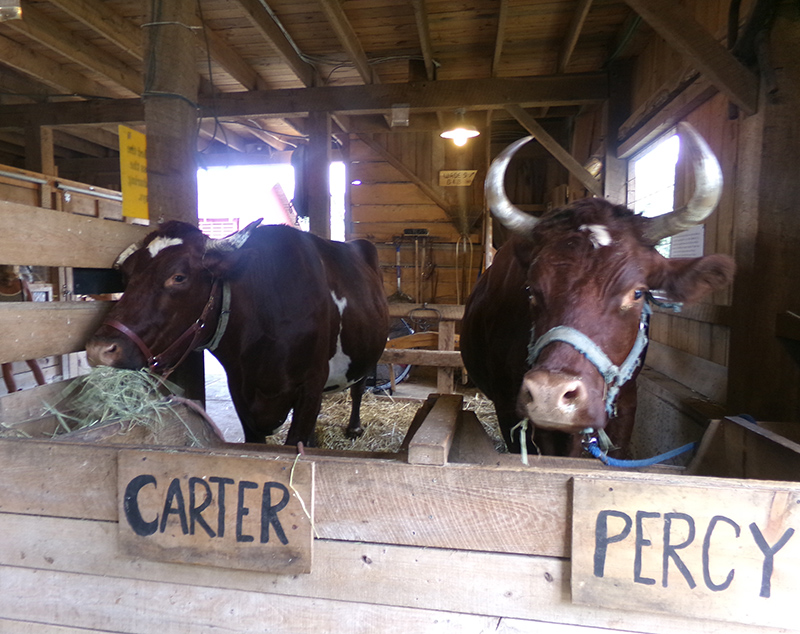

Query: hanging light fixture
[440,108,480,147]
[0,0,21,21]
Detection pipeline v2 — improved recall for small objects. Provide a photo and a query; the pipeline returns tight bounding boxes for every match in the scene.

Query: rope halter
[526,295,677,417]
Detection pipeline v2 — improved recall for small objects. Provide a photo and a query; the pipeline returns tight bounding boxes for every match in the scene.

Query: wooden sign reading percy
[572,478,800,630]
[118,450,314,574]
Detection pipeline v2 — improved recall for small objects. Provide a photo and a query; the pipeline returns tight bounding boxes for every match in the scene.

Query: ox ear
[202,246,255,279]
[650,254,735,304]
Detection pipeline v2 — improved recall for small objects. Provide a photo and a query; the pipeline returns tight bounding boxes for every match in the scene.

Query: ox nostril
[560,381,586,409]
[87,341,120,367]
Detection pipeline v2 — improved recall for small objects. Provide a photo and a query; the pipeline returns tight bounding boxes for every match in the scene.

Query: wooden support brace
[407,393,463,466]
[448,410,500,465]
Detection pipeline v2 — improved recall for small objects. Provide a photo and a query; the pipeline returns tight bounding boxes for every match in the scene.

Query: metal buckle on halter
[580,427,597,452]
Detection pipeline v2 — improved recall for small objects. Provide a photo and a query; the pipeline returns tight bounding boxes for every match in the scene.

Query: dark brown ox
[85,221,389,446]
[461,123,734,457]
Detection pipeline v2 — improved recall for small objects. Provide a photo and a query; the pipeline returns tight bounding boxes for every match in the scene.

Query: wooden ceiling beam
[52,130,109,157]
[506,104,603,197]
[50,0,271,96]
[316,0,377,84]
[63,125,121,152]
[46,0,143,62]
[198,120,249,153]
[410,0,436,81]
[558,0,593,73]
[220,119,292,151]
[623,0,758,114]
[3,4,141,96]
[491,0,509,77]
[0,74,608,127]
[236,0,317,87]
[198,25,269,92]
[0,33,115,98]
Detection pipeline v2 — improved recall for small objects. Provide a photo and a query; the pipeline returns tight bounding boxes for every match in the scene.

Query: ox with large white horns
[460,122,735,458]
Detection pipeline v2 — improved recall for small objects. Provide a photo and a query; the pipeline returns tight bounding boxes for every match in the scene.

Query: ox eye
[166,273,188,288]
[622,287,647,310]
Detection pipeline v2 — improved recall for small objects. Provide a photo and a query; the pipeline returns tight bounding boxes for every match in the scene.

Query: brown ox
[461,123,735,457]
[85,221,389,446]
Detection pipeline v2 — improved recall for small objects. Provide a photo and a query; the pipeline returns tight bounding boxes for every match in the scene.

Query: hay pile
[38,367,210,445]
[264,390,506,454]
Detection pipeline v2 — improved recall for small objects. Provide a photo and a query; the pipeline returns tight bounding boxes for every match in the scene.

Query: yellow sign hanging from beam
[118,124,149,220]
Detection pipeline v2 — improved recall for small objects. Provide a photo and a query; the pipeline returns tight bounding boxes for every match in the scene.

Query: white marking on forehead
[326,291,356,392]
[579,224,612,248]
[147,237,184,258]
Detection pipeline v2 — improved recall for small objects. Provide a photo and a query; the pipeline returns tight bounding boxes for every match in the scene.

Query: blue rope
[585,439,698,468]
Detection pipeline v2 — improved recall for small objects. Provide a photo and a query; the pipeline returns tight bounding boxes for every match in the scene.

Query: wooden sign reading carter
[118,450,314,574]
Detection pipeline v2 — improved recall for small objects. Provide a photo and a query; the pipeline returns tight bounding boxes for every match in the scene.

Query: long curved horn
[205,218,263,253]
[485,136,540,234]
[642,122,723,245]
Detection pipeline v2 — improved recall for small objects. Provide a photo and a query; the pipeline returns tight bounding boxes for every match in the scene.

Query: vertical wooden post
[728,5,800,422]
[305,111,332,239]
[437,320,456,394]
[143,0,199,226]
[142,0,204,401]
[24,118,55,178]
[604,60,633,204]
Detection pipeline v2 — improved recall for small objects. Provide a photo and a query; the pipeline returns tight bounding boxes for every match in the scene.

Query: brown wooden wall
[0,165,148,395]
[346,132,484,304]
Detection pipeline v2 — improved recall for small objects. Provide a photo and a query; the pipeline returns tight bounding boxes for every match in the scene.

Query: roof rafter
[46,0,143,61]
[506,103,603,197]
[316,0,378,84]
[410,0,436,80]
[623,0,758,114]
[0,33,114,99]
[198,120,249,153]
[236,0,317,87]
[492,0,509,77]
[4,3,141,96]
[558,0,593,73]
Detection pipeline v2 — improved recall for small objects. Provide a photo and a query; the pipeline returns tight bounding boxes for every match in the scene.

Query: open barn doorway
[197,162,346,441]
[197,161,346,240]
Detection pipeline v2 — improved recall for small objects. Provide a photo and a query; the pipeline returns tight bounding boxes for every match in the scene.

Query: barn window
[627,133,680,257]
[628,132,706,260]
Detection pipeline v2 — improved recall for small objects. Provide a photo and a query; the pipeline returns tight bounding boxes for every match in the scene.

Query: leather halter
[103,279,227,379]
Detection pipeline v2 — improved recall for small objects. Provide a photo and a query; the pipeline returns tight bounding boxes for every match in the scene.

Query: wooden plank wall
[0,436,784,634]
[0,166,150,394]
[347,132,484,304]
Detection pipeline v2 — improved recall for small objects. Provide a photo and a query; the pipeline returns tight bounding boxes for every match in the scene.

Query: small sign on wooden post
[118,450,314,574]
[439,170,477,187]
[572,477,800,630]
[118,124,149,220]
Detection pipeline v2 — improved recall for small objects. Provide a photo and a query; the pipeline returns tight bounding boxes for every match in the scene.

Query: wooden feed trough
[2,170,800,633]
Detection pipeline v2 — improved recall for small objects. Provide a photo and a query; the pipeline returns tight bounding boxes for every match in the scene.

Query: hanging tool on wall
[403,228,429,304]
[387,237,414,303]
